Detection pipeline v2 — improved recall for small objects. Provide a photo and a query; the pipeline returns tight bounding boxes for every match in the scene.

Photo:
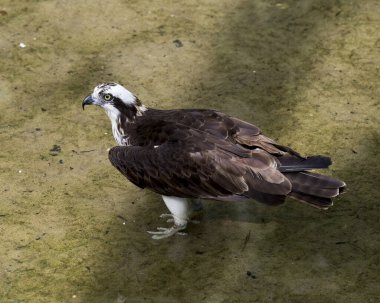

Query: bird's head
[82,82,146,121]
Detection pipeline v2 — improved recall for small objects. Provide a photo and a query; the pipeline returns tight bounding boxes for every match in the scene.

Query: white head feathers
[93,82,137,105]
[88,82,147,146]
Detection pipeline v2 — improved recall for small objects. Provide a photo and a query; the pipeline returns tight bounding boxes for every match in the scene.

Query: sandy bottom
[0,0,379,302]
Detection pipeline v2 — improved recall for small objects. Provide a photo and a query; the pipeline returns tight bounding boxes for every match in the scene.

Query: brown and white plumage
[83,82,346,239]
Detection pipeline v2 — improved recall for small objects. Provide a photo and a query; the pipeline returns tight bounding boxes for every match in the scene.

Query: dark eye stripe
[112,97,137,120]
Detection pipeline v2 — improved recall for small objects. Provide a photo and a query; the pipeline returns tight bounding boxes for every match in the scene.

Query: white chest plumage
[104,105,129,146]
[104,102,147,146]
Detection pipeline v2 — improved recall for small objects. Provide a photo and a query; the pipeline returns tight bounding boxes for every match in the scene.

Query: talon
[156,227,168,231]
[159,213,199,224]
[147,225,187,240]
[152,234,169,240]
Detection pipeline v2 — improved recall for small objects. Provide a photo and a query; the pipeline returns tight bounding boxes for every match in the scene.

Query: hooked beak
[82,95,95,110]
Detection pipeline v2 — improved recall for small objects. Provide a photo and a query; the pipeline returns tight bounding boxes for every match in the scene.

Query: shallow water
[0,0,379,302]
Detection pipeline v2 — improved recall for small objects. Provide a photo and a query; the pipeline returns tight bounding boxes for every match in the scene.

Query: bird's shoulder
[131,108,261,142]
[128,107,290,156]
[128,110,197,146]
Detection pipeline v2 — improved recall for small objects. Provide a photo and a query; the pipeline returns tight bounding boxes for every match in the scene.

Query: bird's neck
[105,104,147,146]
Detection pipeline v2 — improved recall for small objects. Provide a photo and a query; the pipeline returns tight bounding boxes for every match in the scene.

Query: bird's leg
[160,213,200,224]
[159,198,203,224]
[148,196,191,240]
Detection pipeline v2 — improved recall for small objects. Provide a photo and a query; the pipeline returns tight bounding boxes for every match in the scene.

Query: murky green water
[0,0,379,302]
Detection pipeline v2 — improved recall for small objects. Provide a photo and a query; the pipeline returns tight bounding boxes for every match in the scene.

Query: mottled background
[0,0,379,302]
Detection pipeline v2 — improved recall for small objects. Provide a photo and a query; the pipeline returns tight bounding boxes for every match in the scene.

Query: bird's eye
[104,94,112,101]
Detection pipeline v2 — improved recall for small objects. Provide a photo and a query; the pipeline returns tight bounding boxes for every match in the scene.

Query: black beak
[82,95,95,110]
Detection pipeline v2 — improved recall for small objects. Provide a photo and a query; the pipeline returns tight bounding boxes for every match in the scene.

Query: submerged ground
[0,0,379,302]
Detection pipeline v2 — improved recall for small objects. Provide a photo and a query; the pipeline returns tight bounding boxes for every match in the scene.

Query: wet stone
[173,39,183,47]
[49,145,61,156]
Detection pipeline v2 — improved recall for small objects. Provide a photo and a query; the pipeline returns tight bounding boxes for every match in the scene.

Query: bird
[82,82,346,239]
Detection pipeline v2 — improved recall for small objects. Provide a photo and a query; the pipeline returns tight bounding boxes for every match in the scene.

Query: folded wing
[108,127,292,205]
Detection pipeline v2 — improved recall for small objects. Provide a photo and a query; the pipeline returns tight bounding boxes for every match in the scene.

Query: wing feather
[108,127,291,203]
[112,108,344,207]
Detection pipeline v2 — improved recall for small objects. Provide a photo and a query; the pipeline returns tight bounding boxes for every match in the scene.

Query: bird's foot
[159,213,173,220]
[147,225,187,240]
[159,213,200,224]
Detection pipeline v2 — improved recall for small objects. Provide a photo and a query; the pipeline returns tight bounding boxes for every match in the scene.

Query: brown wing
[227,116,292,155]
[108,127,291,205]
[125,109,345,209]
[152,109,298,156]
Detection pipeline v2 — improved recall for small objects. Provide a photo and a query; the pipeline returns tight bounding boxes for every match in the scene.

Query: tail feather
[278,155,332,172]
[285,171,346,209]
[288,192,333,209]
[286,172,344,198]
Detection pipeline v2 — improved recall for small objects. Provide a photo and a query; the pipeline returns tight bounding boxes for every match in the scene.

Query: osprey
[83,82,345,239]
